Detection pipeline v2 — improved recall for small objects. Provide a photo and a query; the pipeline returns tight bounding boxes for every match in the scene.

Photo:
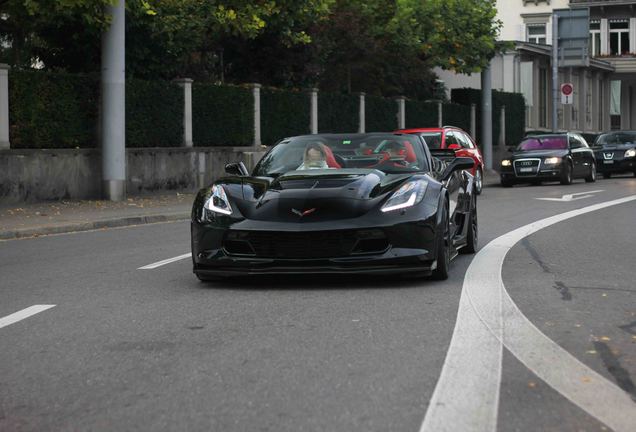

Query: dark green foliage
[451,88,526,146]
[318,92,359,133]
[442,103,471,132]
[261,87,310,145]
[192,83,254,146]
[405,100,438,129]
[366,95,397,132]
[126,79,183,147]
[9,70,98,148]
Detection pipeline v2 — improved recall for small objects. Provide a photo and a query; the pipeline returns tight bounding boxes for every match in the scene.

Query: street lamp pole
[101,0,126,201]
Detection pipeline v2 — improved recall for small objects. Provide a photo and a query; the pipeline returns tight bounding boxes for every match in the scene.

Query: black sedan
[592,131,636,178]
[499,133,596,187]
[191,133,477,281]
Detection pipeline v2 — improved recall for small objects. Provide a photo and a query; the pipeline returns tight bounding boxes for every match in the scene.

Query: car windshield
[595,132,636,145]
[517,136,567,151]
[418,132,442,149]
[254,134,428,177]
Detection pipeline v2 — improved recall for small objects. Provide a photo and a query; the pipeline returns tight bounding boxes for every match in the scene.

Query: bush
[126,79,182,147]
[366,95,397,132]
[261,87,310,145]
[193,83,253,146]
[442,103,471,132]
[9,70,99,148]
[451,88,526,146]
[318,92,359,134]
[405,100,438,129]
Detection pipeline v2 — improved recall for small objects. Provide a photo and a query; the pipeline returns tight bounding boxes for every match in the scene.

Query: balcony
[570,0,636,5]
[599,56,636,73]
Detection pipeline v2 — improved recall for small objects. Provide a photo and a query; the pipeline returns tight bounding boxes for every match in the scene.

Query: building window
[590,21,601,57]
[527,24,547,45]
[609,21,630,56]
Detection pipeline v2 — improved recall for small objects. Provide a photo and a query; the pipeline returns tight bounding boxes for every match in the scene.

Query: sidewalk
[0,193,195,240]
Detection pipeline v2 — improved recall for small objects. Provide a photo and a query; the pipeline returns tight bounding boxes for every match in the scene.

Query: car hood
[233,169,417,222]
[511,149,569,159]
[593,143,636,152]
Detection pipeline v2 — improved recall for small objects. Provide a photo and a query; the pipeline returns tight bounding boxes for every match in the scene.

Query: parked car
[191,133,477,281]
[592,131,636,178]
[499,133,596,187]
[396,126,484,194]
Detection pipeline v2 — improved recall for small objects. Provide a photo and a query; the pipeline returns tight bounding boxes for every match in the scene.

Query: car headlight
[501,159,511,167]
[544,157,562,165]
[625,149,636,158]
[381,180,428,213]
[203,185,233,216]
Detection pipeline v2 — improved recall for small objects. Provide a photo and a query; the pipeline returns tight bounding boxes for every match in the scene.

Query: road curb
[0,212,190,241]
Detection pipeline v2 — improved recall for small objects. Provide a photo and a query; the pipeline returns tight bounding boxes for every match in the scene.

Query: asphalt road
[1,175,635,431]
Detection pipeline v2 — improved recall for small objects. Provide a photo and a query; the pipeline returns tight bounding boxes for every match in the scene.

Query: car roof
[283,132,413,140]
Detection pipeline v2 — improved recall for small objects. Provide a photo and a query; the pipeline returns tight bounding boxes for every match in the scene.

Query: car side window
[577,135,589,148]
[458,132,474,149]
[569,136,581,149]
[445,132,458,147]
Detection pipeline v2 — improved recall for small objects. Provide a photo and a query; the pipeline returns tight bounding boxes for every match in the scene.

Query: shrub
[261,87,310,145]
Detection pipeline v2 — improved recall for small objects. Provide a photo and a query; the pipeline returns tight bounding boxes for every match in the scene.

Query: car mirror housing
[225,162,249,176]
[441,157,475,182]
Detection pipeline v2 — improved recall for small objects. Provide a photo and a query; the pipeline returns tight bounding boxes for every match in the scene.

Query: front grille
[513,159,541,176]
[224,229,389,259]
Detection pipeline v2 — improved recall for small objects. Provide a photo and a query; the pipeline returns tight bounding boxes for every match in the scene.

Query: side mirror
[447,143,461,150]
[441,157,475,182]
[225,162,249,176]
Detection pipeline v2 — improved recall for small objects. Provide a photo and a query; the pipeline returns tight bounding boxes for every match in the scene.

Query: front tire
[501,177,513,188]
[431,203,451,280]
[474,168,483,195]
[603,172,611,179]
[460,197,477,254]
[585,161,596,183]
[560,161,573,185]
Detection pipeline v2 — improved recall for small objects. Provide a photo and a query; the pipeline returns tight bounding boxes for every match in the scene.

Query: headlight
[381,180,428,213]
[625,149,636,158]
[204,185,233,216]
[501,159,511,167]
[544,157,562,165]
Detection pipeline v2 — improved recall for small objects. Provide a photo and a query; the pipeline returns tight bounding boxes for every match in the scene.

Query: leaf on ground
[582,376,592,383]
[527,381,536,388]
[585,350,597,354]
[600,336,611,341]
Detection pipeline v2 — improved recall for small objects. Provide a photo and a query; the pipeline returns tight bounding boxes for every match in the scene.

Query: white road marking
[536,190,604,202]
[0,305,56,329]
[138,253,191,270]
[421,195,636,432]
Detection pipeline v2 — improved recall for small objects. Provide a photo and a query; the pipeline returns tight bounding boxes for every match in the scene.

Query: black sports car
[592,131,636,178]
[499,133,596,187]
[191,133,477,281]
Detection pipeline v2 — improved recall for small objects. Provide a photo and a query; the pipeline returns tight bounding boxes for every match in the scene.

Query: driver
[298,142,329,170]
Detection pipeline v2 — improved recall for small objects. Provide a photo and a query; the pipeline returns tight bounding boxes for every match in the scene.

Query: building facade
[436,0,636,136]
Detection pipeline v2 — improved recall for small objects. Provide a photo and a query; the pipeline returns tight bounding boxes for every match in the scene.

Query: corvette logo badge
[291,208,317,217]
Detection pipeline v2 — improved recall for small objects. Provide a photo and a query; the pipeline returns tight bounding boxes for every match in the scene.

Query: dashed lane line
[0,305,56,330]
[138,253,192,270]
[421,195,636,432]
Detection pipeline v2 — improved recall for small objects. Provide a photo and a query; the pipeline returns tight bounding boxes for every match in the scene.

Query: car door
[568,134,585,176]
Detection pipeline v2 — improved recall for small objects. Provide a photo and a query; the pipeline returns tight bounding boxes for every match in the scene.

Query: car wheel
[633,170,636,178]
[501,177,513,188]
[603,172,611,179]
[585,161,596,183]
[431,203,451,280]
[474,168,483,195]
[460,197,477,254]
[560,161,573,185]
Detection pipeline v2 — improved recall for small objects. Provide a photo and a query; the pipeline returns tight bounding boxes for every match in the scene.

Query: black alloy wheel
[585,161,596,183]
[431,203,451,280]
[501,177,513,188]
[461,197,477,254]
[560,161,573,185]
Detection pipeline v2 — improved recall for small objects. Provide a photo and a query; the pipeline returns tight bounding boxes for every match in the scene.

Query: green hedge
[366,95,397,132]
[451,88,526,147]
[405,100,438,129]
[442,103,471,132]
[9,70,99,148]
[261,87,309,145]
[126,79,182,147]
[318,92,359,134]
[192,83,253,146]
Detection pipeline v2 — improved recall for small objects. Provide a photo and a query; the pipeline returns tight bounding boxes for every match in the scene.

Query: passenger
[298,142,330,170]
[382,141,406,159]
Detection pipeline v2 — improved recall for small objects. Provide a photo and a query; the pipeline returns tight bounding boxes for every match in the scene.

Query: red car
[396,126,485,194]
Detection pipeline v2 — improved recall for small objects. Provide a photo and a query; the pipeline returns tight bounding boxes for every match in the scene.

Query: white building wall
[496,0,569,42]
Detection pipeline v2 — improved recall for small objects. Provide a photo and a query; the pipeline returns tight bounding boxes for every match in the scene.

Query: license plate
[519,167,533,172]
[603,160,614,164]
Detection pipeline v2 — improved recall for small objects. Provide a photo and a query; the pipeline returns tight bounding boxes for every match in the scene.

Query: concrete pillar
[630,18,636,56]
[251,83,261,147]
[175,78,193,147]
[437,101,443,128]
[600,19,609,56]
[499,105,506,147]
[0,64,10,149]
[396,96,406,129]
[358,92,366,133]
[101,0,126,201]
[481,65,493,169]
[309,88,318,134]
[197,152,206,188]
[470,103,477,140]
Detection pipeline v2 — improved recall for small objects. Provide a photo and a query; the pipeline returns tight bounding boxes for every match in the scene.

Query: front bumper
[595,157,635,173]
[500,166,563,182]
